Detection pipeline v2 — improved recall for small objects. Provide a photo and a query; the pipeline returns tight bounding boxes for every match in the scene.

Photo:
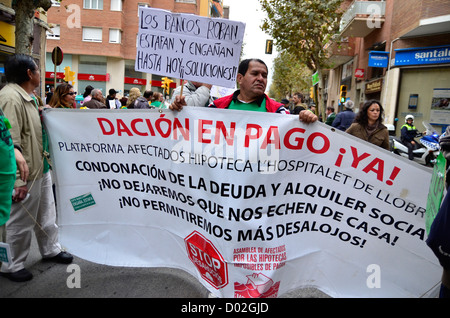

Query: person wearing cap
[105,88,121,109]
[400,114,419,160]
[332,100,356,131]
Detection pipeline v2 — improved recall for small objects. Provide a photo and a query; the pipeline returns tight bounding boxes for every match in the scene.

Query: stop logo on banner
[185,231,228,289]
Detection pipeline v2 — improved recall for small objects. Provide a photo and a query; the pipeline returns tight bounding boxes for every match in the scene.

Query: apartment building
[45,0,224,97]
[325,0,450,133]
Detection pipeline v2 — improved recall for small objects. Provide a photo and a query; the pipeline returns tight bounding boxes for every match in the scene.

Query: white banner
[43,108,441,298]
[135,7,245,88]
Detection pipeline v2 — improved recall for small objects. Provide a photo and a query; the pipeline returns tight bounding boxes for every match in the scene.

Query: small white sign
[0,242,12,263]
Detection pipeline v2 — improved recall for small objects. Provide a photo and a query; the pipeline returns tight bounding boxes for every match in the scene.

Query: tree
[260,0,344,120]
[12,0,53,54]
[269,50,312,102]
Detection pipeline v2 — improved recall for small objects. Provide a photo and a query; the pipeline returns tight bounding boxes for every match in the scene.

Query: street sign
[368,51,389,68]
[52,46,63,66]
[312,71,319,86]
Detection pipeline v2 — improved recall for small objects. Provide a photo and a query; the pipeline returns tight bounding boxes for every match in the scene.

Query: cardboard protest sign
[44,108,441,298]
[135,7,245,88]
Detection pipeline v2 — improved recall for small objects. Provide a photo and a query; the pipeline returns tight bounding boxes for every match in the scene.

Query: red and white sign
[78,73,108,82]
[45,71,65,79]
[185,231,228,289]
[355,68,365,78]
[124,77,146,85]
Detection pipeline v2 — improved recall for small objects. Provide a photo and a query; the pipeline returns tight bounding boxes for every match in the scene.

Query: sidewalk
[0,235,209,298]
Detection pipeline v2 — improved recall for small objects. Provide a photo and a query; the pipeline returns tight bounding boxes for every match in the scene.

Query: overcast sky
[223,0,278,88]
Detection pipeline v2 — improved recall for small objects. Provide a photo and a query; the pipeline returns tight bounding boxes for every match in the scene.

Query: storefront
[394,44,450,135]
[0,21,15,88]
[365,78,383,102]
[44,54,176,98]
[78,55,108,95]
[124,76,146,95]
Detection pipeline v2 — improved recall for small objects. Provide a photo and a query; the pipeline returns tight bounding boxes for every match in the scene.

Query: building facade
[45,0,224,98]
[325,0,450,134]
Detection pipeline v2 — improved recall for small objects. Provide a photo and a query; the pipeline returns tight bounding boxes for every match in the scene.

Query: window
[175,0,196,3]
[109,29,121,44]
[84,0,103,10]
[110,0,122,11]
[82,27,102,42]
[46,25,60,40]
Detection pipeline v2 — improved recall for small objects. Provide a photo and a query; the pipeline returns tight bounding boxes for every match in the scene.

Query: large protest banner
[44,108,441,297]
[135,7,245,88]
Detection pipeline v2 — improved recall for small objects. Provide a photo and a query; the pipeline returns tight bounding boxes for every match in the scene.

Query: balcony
[339,0,386,38]
[325,37,357,67]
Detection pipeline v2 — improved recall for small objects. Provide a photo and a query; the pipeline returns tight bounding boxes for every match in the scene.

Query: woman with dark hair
[48,83,76,108]
[82,85,94,104]
[345,99,390,150]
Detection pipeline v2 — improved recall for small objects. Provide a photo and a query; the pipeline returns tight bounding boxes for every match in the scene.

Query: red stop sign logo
[185,231,228,289]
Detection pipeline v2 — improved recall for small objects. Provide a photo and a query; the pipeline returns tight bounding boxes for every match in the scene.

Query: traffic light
[265,39,273,54]
[64,66,76,85]
[310,87,314,99]
[161,77,173,95]
[339,85,347,103]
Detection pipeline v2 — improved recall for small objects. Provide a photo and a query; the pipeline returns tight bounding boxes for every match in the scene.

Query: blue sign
[395,45,450,66]
[368,51,389,68]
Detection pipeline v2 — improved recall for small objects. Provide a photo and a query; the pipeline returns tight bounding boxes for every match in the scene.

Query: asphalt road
[0,235,330,299]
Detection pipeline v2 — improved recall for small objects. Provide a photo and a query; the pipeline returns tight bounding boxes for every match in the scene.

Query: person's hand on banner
[299,109,318,123]
[169,95,186,111]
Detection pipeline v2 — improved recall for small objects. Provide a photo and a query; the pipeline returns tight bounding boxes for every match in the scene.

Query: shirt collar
[10,83,34,102]
[232,90,265,106]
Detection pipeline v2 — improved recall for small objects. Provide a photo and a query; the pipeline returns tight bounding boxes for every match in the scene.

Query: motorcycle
[388,122,440,166]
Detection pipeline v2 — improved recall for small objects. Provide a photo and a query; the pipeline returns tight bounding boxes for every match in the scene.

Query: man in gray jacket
[169,81,213,110]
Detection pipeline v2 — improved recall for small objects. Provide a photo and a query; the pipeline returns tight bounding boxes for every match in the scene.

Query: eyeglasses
[67,92,77,96]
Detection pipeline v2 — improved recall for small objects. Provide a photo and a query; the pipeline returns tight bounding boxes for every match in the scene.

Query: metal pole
[383,37,399,108]
[53,49,57,90]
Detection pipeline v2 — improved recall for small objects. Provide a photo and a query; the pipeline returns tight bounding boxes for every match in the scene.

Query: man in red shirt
[170,58,318,123]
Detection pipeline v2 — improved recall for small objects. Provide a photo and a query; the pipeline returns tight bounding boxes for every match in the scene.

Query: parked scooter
[388,122,440,166]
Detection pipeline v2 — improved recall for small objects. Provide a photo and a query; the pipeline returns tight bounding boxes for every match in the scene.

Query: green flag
[425,152,446,234]
[312,71,319,86]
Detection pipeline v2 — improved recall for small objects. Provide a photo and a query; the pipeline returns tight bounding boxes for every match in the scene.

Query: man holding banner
[171,58,318,123]
[0,54,73,282]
